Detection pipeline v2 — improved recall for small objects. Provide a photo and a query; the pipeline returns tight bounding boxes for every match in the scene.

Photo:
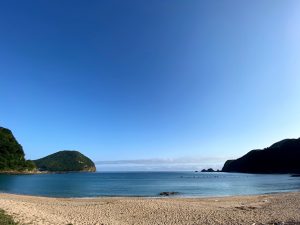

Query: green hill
[222,138,300,173]
[0,127,36,172]
[34,150,96,172]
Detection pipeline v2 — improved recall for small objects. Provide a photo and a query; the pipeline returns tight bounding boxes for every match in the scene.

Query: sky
[1,0,300,171]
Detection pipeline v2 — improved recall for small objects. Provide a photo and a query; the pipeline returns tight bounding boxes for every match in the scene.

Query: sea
[0,172,299,198]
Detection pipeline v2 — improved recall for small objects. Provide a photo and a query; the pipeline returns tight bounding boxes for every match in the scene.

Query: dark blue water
[0,172,299,198]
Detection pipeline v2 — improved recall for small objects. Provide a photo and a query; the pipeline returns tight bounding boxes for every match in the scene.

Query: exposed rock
[291,174,300,177]
[201,168,215,172]
[159,192,179,196]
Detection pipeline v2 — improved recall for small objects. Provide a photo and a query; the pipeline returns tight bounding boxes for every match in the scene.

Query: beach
[0,192,299,225]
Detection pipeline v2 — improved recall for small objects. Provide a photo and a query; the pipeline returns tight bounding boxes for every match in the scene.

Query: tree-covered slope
[34,150,96,172]
[222,138,300,173]
[0,127,35,171]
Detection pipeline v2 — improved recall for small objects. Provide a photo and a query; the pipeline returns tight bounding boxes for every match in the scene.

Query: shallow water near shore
[0,172,299,198]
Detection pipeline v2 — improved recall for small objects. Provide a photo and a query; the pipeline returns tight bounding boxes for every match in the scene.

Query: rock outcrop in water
[0,127,36,172]
[201,168,220,172]
[34,150,96,172]
[159,192,179,196]
[222,138,300,173]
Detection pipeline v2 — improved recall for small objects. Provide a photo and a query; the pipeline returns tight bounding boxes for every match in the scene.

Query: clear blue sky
[1,0,300,171]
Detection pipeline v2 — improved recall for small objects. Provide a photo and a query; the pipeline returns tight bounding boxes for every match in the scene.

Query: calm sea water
[0,172,299,198]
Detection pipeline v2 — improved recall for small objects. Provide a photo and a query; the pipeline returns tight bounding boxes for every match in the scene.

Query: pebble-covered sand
[0,192,299,225]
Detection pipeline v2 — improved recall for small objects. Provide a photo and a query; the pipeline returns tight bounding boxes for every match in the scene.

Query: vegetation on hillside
[0,127,36,171]
[34,150,96,172]
[222,138,300,173]
[0,127,96,173]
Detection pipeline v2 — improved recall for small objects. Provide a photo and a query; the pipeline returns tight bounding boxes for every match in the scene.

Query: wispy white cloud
[95,157,228,171]
[95,156,227,165]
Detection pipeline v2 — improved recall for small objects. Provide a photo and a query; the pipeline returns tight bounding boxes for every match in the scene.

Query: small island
[201,168,220,172]
[34,150,96,172]
[0,127,96,174]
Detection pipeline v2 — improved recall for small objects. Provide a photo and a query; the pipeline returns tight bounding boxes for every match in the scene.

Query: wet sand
[0,192,299,225]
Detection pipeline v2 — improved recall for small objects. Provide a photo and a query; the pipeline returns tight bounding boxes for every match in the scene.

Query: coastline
[0,170,96,175]
[0,170,48,175]
[0,192,299,225]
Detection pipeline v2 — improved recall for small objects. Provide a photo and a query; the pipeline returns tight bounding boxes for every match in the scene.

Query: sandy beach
[0,192,299,225]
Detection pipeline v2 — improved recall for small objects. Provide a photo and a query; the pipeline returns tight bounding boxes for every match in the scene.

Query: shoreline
[0,192,299,225]
[0,170,96,175]
[0,190,298,199]
[0,170,48,175]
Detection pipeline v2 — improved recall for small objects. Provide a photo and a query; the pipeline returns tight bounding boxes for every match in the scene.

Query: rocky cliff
[222,138,300,173]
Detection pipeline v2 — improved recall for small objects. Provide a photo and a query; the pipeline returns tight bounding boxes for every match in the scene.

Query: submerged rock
[159,192,179,196]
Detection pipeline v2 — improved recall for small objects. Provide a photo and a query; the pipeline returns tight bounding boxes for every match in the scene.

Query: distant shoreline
[0,170,47,175]
[0,170,95,175]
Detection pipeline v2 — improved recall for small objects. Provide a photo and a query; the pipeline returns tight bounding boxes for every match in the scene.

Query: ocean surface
[0,172,299,198]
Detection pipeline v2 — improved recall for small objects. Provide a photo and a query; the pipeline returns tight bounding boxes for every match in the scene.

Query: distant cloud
[95,157,228,171]
[95,156,227,165]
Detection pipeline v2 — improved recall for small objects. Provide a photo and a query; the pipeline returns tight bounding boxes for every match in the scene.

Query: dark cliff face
[0,127,36,171]
[34,150,96,172]
[222,138,300,173]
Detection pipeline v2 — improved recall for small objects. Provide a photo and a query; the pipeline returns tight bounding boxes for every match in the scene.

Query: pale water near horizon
[0,172,299,198]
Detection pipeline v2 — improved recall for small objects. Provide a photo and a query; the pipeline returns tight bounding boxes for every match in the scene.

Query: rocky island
[222,138,300,173]
[201,168,220,172]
